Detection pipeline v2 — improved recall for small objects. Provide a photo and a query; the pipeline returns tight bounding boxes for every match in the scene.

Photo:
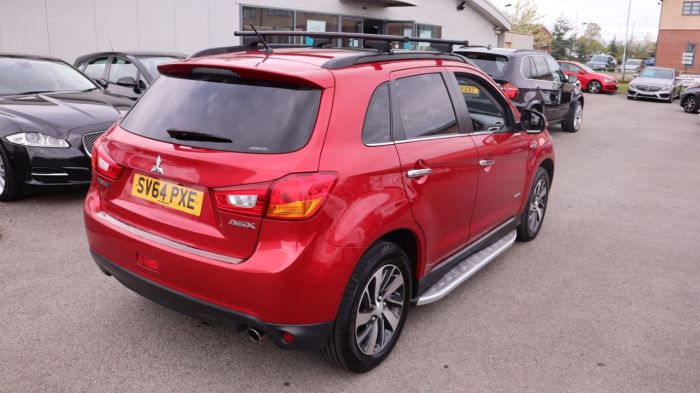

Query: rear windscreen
[458,52,512,81]
[120,72,322,154]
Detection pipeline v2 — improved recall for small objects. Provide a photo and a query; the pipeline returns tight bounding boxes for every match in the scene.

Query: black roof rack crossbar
[233,30,468,54]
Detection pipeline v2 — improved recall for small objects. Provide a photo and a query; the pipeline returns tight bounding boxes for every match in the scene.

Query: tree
[608,36,621,62]
[550,16,575,59]
[583,23,602,41]
[507,0,541,33]
[506,0,551,51]
[574,23,605,61]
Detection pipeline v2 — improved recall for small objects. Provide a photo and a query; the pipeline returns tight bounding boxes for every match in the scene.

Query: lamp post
[621,0,633,82]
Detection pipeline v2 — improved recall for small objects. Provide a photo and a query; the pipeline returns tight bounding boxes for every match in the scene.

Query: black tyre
[587,80,602,94]
[561,100,583,132]
[0,145,21,202]
[517,167,550,242]
[683,96,698,113]
[321,241,411,373]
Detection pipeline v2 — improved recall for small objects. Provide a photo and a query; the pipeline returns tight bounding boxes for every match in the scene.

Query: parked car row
[0,31,688,374]
[0,52,182,201]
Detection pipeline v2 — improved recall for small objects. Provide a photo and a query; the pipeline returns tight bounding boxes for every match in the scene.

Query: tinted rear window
[120,73,322,153]
[458,52,512,81]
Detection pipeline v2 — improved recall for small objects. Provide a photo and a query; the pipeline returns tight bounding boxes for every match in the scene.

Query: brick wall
[656,29,700,74]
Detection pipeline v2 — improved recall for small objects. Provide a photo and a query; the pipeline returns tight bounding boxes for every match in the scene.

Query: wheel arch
[539,158,555,185]
[376,228,421,297]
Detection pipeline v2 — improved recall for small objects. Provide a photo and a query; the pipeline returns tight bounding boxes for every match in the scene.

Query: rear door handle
[407,168,433,178]
[479,159,496,168]
[530,141,538,150]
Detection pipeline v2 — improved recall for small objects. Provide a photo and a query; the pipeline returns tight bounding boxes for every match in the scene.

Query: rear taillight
[501,82,519,100]
[92,142,123,180]
[214,182,270,217]
[213,172,337,220]
[267,173,337,220]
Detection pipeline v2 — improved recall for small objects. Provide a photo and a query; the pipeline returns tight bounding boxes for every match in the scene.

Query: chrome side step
[415,230,517,306]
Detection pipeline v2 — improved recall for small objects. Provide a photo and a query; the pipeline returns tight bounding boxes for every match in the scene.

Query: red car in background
[559,60,618,94]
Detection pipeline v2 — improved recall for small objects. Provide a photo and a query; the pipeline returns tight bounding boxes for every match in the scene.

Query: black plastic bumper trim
[90,250,333,350]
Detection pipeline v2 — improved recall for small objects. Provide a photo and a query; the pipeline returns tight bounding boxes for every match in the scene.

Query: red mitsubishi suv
[84,31,555,373]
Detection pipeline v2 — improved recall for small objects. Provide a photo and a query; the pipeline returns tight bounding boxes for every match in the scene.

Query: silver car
[627,67,683,103]
[623,58,643,73]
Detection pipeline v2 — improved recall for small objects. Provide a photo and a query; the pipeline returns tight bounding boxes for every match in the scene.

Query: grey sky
[491,0,662,42]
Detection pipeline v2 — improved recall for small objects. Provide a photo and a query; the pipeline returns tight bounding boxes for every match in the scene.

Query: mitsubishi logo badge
[151,155,164,175]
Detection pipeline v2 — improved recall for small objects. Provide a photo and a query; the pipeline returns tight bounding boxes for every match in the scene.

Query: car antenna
[249,24,272,53]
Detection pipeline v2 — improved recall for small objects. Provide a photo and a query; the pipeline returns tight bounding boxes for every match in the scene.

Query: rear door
[98,69,330,260]
[105,56,145,100]
[446,68,531,239]
[524,55,563,121]
[390,68,479,271]
[545,55,574,118]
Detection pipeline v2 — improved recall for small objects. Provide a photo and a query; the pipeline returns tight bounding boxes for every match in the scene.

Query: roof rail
[233,30,468,54]
[190,44,309,58]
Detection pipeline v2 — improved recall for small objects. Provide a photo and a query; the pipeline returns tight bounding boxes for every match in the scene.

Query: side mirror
[633,73,639,78]
[578,69,586,75]
[92,77,108,89]
[116,76,138,88]
[519,109,547,134]
[567,74,578,83]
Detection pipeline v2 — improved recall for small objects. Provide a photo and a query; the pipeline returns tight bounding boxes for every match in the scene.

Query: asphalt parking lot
[1,93,699,392]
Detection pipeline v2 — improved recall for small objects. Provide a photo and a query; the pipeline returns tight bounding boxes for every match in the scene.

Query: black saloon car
[454,47,584,132]
[0,54,132,201]
[680,84,700,113]
[74,51,186,100]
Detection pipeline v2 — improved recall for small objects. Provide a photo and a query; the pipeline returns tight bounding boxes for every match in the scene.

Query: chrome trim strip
[31,172,69,177]
[395,133,470,144]
[416,230,517,306]
[96,211,244,264]
[433,217,517,269]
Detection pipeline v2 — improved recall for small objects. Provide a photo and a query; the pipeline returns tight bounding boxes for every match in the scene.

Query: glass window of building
[295,12,339,45]
[415,24,442,51]
[387,21,414,49]
[242,6,294,44]
[341,17,363,48]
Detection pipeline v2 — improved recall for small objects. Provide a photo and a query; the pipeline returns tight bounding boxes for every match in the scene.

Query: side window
[521,56,533,79]
[394,73,459,139]
[545,56,564,83]
[532,56,553,81]
[83,57,108,79]
[454,73,511,133]
[108,57,138,83]
[362,83,391,145]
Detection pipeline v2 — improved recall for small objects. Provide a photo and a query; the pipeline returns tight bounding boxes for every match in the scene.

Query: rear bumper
[91,250,333,350]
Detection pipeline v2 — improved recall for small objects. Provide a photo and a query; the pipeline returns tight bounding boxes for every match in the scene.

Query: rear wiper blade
[166,128,232,143]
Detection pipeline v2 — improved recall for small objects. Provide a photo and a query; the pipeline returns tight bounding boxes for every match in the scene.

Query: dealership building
[657,0,700,74]
[0,0,511,62]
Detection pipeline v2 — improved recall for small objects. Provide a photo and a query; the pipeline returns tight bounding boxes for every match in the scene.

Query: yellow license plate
[460,85,481,95]
[131,173,204,216]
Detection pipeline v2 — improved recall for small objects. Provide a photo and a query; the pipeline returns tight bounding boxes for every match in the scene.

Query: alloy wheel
[355,264,405,356]
[0,154,5,195]
[573,105,583,130]
[528,178,548,233]
[685,97,698,113]
[588,81,601,94]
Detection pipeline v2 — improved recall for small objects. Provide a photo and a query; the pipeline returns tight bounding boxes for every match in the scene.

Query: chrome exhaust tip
[248,327,264,343]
